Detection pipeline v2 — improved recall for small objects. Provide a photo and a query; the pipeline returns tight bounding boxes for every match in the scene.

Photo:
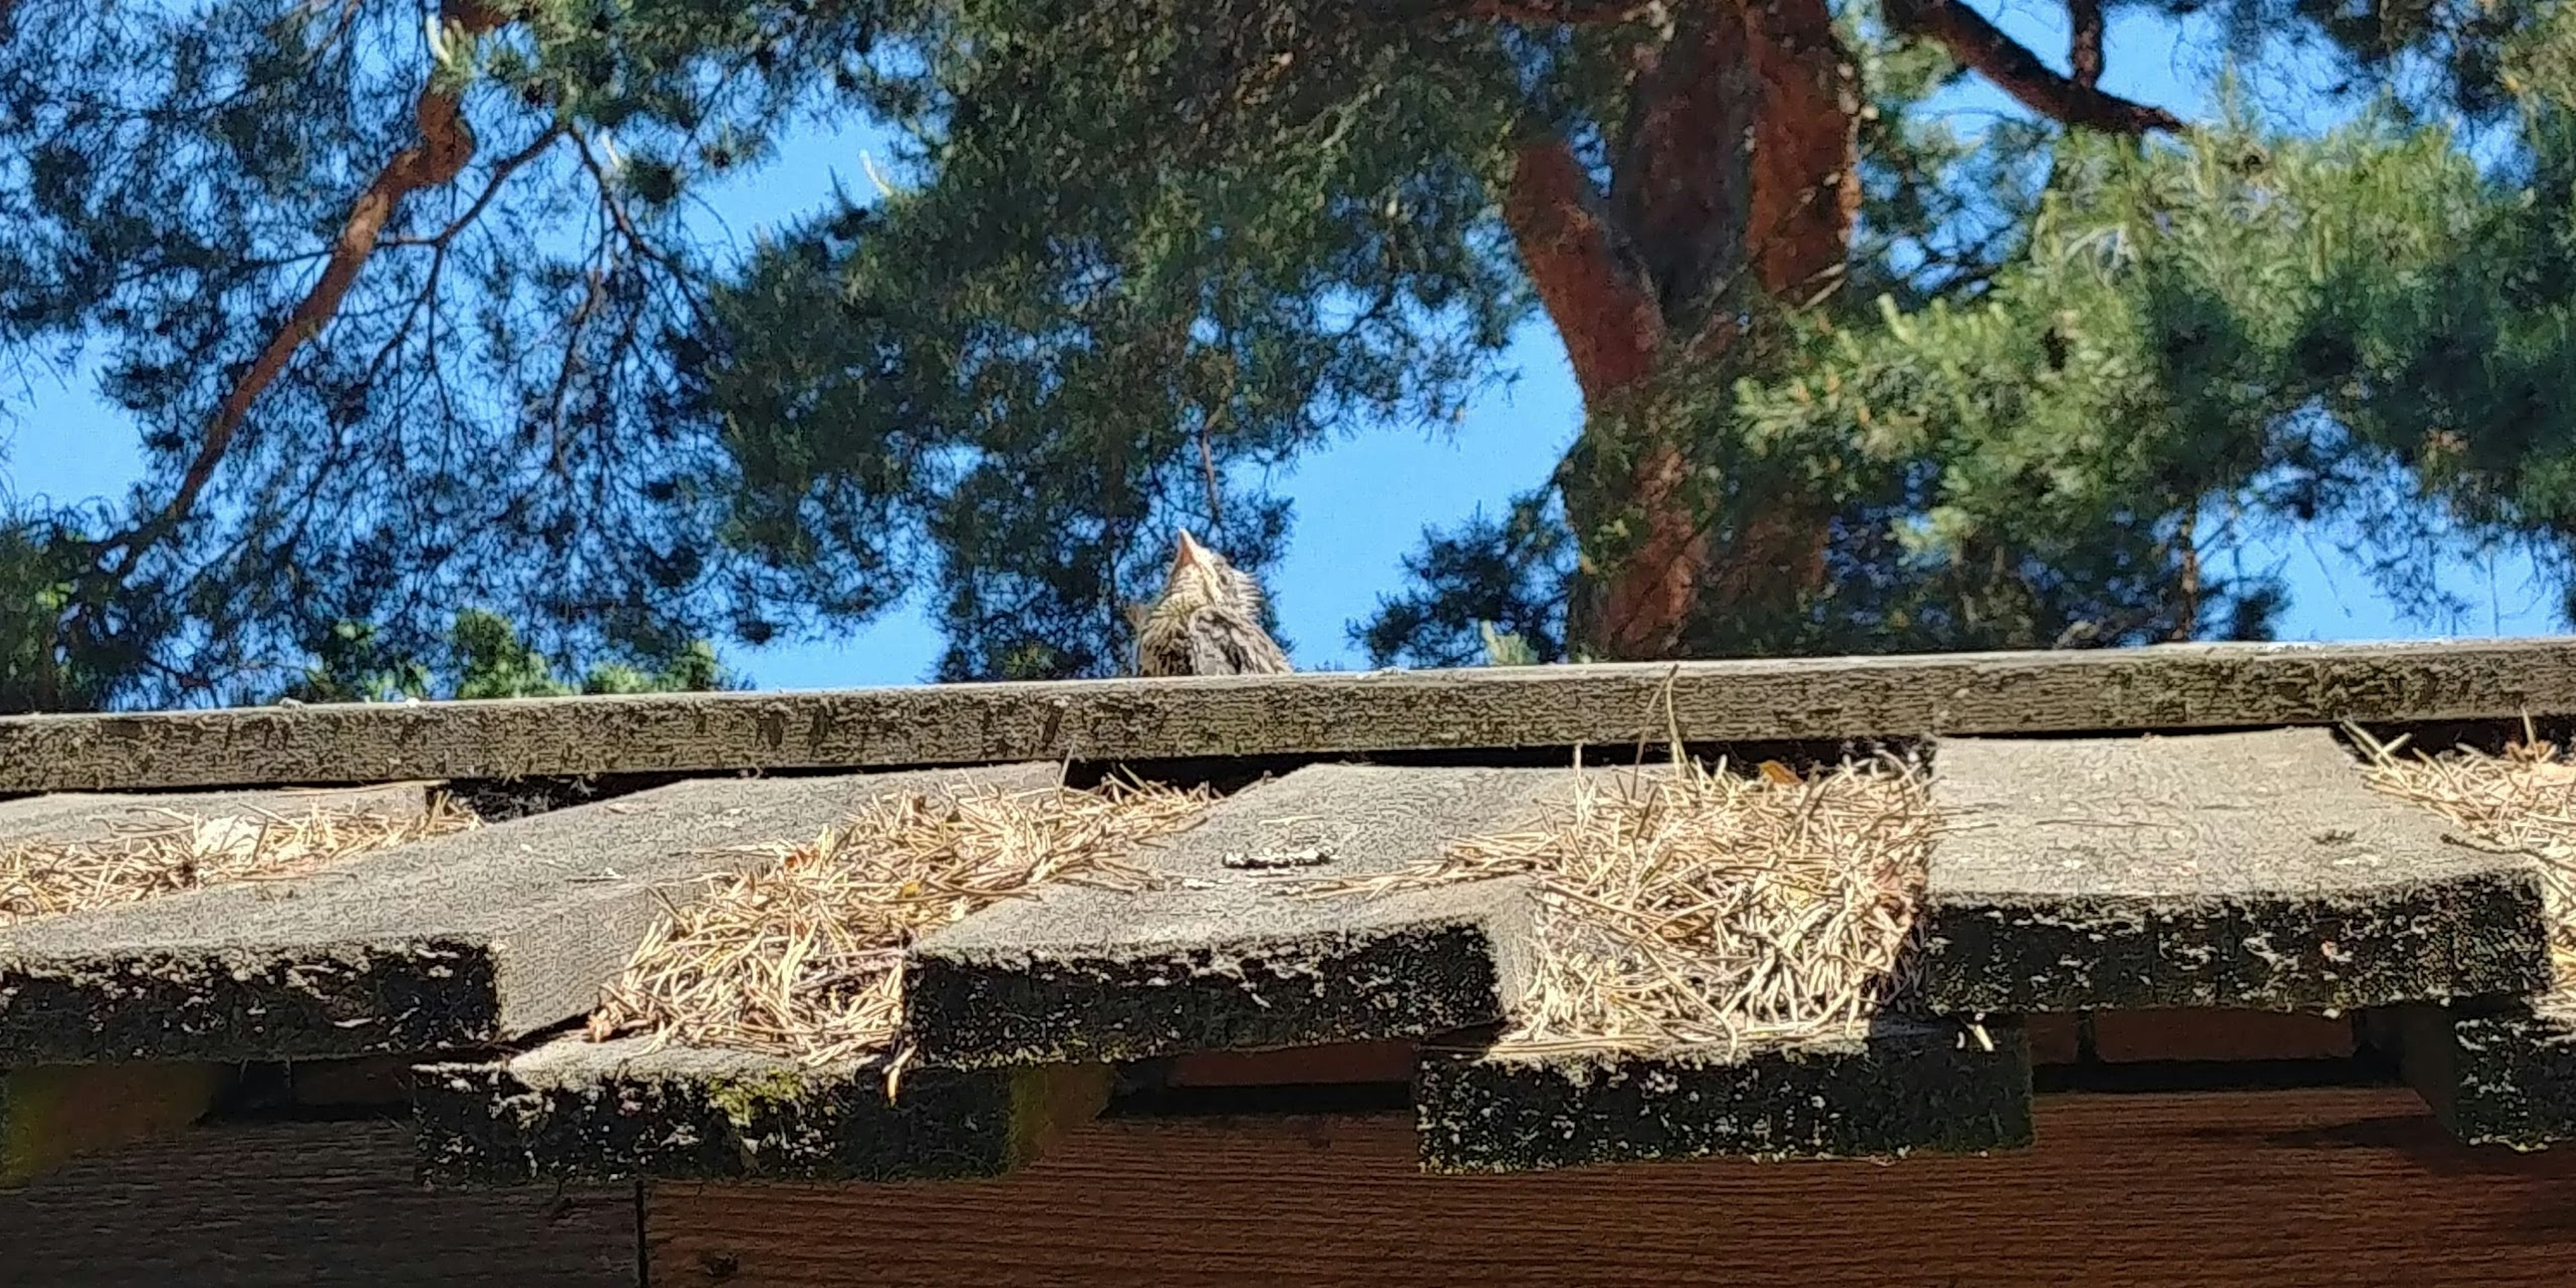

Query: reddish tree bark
[2069,0,2106,89]
[1502,0,1857,659]
[34,0,537,709]
[1501,139,1664,402]
[1490,0,2171,659]
[1883,0,2178,131]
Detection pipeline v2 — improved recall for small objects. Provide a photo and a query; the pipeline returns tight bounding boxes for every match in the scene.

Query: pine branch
[1883,0,2181,133]
[93,0,513,580]
[2068,0,2105,89]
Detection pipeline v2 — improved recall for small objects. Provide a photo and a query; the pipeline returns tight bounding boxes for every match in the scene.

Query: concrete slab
[1917,729,2549,1012]
[906,764,1575,1067]
[0,764,1055,1064]
[1413,1018,2034,1173]
[413,1035,1109,1185]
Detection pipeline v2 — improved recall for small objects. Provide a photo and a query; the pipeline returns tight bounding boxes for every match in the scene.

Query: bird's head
[1133,529,1293,677]
[1156,529,1265,619]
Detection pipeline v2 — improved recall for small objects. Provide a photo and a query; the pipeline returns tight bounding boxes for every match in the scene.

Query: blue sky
[0,5,2559,693]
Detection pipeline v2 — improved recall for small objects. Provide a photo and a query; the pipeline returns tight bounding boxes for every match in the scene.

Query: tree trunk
[1505,0,1858,661]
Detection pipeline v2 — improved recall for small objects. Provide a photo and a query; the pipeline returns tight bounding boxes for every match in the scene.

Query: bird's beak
[1172,529,1208,572]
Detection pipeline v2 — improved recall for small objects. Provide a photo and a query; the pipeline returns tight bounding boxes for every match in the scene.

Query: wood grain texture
[0,1118,636,1286]
[5,639,2573,792]
[1165,1040,1419,1087]
[646,1088,2576,1287]
[0,763,1054,1064]
[908,765,1564,1067]
[2089,1008,2358,1063]
[1920,729,2551,1011]
[0,1061,229,1187]
[415,1036,1111,1186]
[0,782,439,847]
[1413,1018,2033,1173]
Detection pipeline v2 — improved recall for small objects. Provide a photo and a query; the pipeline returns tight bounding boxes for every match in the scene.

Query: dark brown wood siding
[649,1089,2576,1287]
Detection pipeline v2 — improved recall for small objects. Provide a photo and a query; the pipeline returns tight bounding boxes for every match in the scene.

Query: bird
[1134,529,1293,678]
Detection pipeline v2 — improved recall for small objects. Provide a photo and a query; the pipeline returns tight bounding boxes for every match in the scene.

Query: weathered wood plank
[0,784,441,1183]
[1918,729,2551,1012]
[2088,1008,2359,1063]
[1165,1040,1419,1087]
[5,639,2573,793]
[414,1034,1111,1186]
[906,764,1558,1067]
[643,1087,2576,1287]
[0,782,439,847]
[2391,997,2576,1149]
[0,1062,231,1188]
[0,1118,636,1286]
[1413,1018,2033,1173]
[0,763,1055,1064]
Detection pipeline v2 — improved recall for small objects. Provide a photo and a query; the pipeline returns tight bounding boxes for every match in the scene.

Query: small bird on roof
[1134,529,1293,678]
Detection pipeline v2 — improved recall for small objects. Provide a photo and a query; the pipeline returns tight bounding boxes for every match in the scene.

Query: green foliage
[278,610,733,703]
[1367,34,2576,664]
[5,0,2576,703]
[697,0,1535,678]
[1355,488,1572,667]
[0,504,180,713]
[1478,621,1544,667]
[1723,88,2576,647]
[0,0,875,697]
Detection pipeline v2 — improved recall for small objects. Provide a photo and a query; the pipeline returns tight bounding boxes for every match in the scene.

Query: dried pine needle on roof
[1292,751,1937,1057]
[586,775,1212,1074]
[0,794,479,928]
[2355,722,2576,984]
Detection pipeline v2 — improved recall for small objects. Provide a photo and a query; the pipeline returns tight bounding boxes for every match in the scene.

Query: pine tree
[1,0,2571,705]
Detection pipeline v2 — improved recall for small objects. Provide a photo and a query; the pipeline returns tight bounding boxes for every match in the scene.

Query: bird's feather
[1186,604,1291,676]
[1134,537,1292,678]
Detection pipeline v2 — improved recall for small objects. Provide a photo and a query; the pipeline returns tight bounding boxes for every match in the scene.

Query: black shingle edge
[2382,998,2576,1150]
[0,939,503,1065]
[905,886,1535,1068]
[1413,1016,2035,1174]
[411,1040,1113,1186]
[1915,869,2552,1014]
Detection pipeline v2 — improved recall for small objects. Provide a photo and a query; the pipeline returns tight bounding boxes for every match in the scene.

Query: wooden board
[1919,729,2551,1012]
[0,764,1055,1064]
[2089,1008,2359,1063]
[645,1087,2576,1287]
[0,1118,636,1286]
[2392,996,2576,1148]
[415,1035,1111,1186]
[0,782,439,847]
[4,639,2572,792]
[0,783,440,1183]
[907,764,1560,1067]
[1413,1018,2033,1172]
[1165,1040,1419,1087]
[0,1063,229,1187]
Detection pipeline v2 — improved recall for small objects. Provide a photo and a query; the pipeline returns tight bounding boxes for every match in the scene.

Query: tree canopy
[2,0,2573,708]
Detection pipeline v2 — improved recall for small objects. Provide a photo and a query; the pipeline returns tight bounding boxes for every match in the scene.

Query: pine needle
[2355,718,2576,985]
[587,775,1213,1070]
[0,794,480,928]
[1291,749,1937,1058]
